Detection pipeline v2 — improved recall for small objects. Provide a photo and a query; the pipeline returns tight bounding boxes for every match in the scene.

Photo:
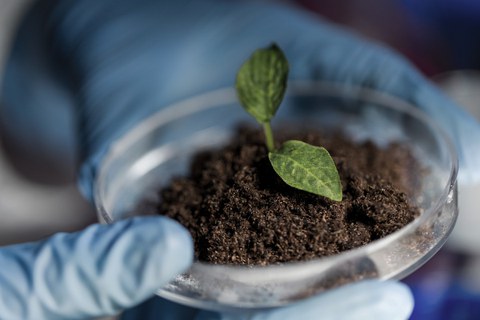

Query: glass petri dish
[94,82,458,311]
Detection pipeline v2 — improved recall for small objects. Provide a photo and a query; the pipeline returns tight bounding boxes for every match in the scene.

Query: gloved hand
[2,0,479,319]
[0,217,194,319]
[3,0,479,194]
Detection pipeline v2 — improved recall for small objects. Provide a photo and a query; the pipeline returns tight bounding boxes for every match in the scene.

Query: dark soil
[142,125,421,266]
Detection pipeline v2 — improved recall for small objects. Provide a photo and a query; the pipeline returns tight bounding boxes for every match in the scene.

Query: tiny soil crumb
[138,125,421,266]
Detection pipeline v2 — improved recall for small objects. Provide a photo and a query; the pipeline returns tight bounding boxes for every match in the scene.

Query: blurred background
[1,0,480,318]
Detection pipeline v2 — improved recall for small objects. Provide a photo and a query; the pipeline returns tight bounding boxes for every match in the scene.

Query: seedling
[236,44,342,201]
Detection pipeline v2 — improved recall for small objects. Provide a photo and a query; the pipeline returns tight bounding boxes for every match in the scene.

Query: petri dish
[94,82,458,311]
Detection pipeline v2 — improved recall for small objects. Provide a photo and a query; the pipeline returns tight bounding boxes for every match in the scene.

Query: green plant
[236,44,342,201]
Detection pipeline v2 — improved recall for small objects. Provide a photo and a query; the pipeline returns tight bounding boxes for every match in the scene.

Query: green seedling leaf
[235,44,343,201]
[236,44,289,123]
[269,140,343,201]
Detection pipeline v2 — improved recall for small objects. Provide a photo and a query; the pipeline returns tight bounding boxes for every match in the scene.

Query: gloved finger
[197,280,413,320]
[0,216,193,320]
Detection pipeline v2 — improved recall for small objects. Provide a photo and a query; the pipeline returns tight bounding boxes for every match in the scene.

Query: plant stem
[263,122,275,152]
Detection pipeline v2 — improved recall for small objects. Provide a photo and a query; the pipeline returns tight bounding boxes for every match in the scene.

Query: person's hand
[48,0,480,193]
[0,217,193,319]
[3,0,479,319]
[3,0,479,195]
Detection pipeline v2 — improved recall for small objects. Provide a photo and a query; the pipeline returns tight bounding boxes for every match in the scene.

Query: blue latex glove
[3,0,479,193]
[3,0,479,319]
[0,217,194,319]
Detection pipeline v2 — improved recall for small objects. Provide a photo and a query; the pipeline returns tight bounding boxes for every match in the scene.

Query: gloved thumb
[0,216,193,320]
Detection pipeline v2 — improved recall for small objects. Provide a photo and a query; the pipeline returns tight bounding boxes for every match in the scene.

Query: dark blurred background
[298,0,480,74]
